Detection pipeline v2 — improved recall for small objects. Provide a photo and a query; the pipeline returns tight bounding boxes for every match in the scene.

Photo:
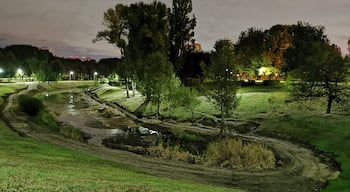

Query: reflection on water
[66,104,79,116]
[47,91,143,145]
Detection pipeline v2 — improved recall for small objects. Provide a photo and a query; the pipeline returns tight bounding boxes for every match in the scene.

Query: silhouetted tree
[235,28,270,75]
[286,31,349,113]
[94,4,133,97]
[169,0,196,74]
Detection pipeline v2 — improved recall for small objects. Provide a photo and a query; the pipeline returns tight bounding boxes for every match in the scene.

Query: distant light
[0,68,3,73]
[70,71,74,75]
[17,68,23,75]
[94,72,98,76]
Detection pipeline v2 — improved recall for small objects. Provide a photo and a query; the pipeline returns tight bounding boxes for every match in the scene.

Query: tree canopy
[169,0,196,74]
[284,23,349,113]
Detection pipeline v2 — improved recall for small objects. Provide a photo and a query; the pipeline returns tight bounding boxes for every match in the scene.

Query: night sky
[0,0,349,60]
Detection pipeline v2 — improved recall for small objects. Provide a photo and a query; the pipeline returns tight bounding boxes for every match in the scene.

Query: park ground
[0,81,349,191]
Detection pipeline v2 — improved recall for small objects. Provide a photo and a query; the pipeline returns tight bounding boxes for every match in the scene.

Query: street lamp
[0,68,3,79]
[93,72,98,79]
[70,71,74,81]
[17,68,24,80]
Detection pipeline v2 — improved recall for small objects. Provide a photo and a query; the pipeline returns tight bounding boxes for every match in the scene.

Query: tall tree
[265,25,293,71]
[126,1,169,63]
[0,50,20,77]
[169,0,196,74]
[94,4,133,97]
[202,40,240,135]
[235,28,270,76]
[286,32,349,113]
[283,22,329,72]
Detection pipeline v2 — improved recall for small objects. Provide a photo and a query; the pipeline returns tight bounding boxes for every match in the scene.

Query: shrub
[60,126,82,140]
[205,138,276,170]
[18,95,43,116]
[35,109,60,132]
[148,143,200,164]
[262,80,280,86]
[99,78,109,84]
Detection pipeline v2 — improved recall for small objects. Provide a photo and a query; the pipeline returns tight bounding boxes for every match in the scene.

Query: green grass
[0,84,241,192]
[260,113,350,192]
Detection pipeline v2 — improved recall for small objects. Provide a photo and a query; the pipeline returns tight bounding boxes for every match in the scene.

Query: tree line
[0,44,121,81]
[95,0,350,127]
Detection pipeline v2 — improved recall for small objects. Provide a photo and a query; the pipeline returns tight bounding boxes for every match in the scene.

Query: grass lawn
[260,112,350,192]
[237,86,350,192]
[0,83,242,192]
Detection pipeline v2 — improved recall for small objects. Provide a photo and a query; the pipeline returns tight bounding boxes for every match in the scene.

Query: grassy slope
[0,84,241,192]
[238,86,350,192]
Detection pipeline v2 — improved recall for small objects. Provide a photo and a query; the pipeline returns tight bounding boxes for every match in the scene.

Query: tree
[136,52,175,117]
[235,28,271,77]
[283,22,350,114]
[126,1,169,63]
[264,25,293,71]
[172,86,201,123]
[283,22,329,72]
[169,0,196,75]
[180,52,210,82]
[289,41,349,114]
[203,40,240,135]
[348,37,350,54]
[0,50,19,77]
[94,4,132,97]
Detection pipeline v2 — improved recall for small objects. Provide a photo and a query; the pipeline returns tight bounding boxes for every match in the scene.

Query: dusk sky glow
[0,0,349,60]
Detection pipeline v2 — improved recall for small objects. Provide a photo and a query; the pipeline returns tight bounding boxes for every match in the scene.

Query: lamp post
[70,71,74,81]
[17,68,24,80]
[93,72,98,80]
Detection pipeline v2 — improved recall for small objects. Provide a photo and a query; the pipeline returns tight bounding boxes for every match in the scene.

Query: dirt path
[1,84,337,192]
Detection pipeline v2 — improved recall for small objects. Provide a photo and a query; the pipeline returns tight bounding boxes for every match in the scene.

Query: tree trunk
[326,96,333,114]
[125,76,130,98]
[157,100,160,118]
[131,80,136,97]
[191,110,195,125]
[219,105,226,136]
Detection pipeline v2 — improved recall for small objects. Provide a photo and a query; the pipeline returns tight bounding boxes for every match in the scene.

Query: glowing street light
[69,71,74,81]
[0,68,3,78]
[93,72,98,79]
[17,68,24,79]
[17,68,23,75]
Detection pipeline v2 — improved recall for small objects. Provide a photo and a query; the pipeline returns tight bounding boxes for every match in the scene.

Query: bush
[60,126,81,140]
[35,109,60,132]
[240,80,256,86]
[99,78,109,84]
[205,138,276,170]
[262,80,280,86]
[148,143,200,164]
[18,95,43,116]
